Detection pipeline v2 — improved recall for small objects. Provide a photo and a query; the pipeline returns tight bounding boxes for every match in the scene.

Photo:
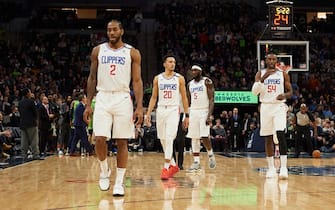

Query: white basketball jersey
[97,43,132,92]
[189,77,209,109]
[157,73,180,106]
[259,69,285,103]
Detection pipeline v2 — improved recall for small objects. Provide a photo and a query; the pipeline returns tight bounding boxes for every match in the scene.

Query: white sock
[164,138,173,160]
[164,162,170,169]
[170,158,176,166]
[266,156,275,169]
[115,168,126,186]
[207,149,214,157]
[99,159,109,175]
[280,155,287,168]
[194,156,200,163]
[192,139,201,153]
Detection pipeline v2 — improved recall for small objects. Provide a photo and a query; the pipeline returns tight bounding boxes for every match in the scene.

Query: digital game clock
[269,4,293,32]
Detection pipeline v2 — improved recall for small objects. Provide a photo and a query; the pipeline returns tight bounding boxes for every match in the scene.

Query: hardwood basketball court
[1,152,335,210]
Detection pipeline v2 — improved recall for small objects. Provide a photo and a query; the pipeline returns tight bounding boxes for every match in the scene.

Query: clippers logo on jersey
[159,84,177,90]
[190,86,204,93]
[264,79,281,85]
[96,43,132,92]
[159,83,177,99]
[265,79,281,93]
[265,78,282,93]
[259,70,285,103]
[189,78,209,109]
[101,56,126,65]
[157,73,180,106]
[190,85,204,100]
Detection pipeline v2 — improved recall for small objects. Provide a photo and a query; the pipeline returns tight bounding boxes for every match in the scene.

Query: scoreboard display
[269,4,293,32]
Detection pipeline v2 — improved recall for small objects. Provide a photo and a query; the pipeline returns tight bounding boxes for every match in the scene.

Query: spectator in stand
[211,118,227,152]
[38,96,54,156]
[18,88,43,161]
[228,107,243,152]
[69,94,93,156]
[57,95,72,155]
[8,105,20,127]
[0,111,12,160]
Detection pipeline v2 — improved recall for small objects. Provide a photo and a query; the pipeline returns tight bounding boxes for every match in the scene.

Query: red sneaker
[160,168,171,180]
[169,165,180,177]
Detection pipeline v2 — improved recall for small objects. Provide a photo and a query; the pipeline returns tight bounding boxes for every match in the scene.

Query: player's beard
[194,73,201,82]
[109,36,121,45]
[268,63,275,69]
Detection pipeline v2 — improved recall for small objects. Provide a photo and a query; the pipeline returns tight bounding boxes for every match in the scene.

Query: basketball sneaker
[187,162,201,173]
[169,165,180,177]
[58,150,64,156]
[161,168,171,180]
[279,180,288,206]
[279,167,288,179]
[266,167,277,178]
[209,156,216,169]
[99,168,111,191]
[113,184,125,196]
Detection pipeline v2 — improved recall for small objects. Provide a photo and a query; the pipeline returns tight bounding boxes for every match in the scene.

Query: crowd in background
[0,0,335,161]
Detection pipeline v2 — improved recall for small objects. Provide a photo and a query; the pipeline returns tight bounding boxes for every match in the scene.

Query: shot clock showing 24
[267,0,293,32]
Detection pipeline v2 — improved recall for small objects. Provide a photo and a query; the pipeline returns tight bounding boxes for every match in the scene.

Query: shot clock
[269,4,293,32]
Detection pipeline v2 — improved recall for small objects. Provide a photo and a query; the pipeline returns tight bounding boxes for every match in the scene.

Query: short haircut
[266,50,277,57]
[78,94,86,101]
[162,54,176,63]
[108,19,123,29]
[21,88,30,97]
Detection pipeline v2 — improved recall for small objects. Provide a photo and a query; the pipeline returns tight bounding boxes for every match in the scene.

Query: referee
[293,103,317,157]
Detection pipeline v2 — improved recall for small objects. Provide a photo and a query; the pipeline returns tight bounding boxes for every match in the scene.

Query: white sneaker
[187,162,201,173]
[98,199,110,210]
[279,167,288,179]
[266,168,277,178]
[99,169,111,191]
[58,150,64,156]
[209,156,216,169]
[279,180,288,206]
[113,184,125,196]
[113,198,124,210]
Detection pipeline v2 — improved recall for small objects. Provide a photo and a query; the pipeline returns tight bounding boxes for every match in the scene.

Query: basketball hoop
[275,63,291,73]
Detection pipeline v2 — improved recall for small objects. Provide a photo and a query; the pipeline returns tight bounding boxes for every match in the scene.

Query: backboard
[257,40,309,72]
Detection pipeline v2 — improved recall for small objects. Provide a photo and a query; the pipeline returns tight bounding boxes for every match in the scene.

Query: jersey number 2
[110,64,116,75]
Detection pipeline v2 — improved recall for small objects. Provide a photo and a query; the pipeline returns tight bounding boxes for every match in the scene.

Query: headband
[191,65,202,71]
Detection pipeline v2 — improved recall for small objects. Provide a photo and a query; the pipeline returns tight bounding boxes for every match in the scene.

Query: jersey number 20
[163,90,172,99]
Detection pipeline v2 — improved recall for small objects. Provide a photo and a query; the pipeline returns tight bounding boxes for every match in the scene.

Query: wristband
[185,113,189,118]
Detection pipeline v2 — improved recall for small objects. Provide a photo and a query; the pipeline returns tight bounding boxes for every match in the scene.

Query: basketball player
[145,54,189,180]
[84,20,143,196]
[186,64,216,172]
[251,53,292,179]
